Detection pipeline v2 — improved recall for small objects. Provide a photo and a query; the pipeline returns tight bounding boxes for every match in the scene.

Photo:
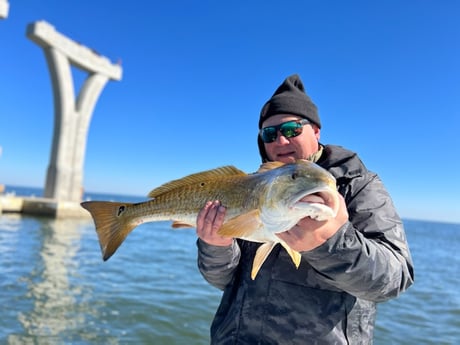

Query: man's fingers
[197,200,226,234]
[212,203,226,232]
[197,201,213,230]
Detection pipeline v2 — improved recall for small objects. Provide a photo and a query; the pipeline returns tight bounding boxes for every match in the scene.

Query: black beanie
[258,74,321,129]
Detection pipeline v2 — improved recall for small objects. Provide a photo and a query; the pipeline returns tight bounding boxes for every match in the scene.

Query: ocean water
[1,186,459,344]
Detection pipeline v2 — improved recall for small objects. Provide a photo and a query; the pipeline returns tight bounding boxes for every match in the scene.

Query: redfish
[81,160,339,279]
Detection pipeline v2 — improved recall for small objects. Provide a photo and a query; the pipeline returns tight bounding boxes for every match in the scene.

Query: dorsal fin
[256,161,286,173]
[148,166,247,198]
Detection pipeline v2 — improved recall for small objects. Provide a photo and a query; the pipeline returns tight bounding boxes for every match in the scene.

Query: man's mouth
[277,151,295,158]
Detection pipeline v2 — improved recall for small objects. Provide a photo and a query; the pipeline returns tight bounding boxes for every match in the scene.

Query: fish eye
[291,172,298,180]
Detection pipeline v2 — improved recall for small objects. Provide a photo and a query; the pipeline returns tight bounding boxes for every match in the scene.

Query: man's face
[261,114,320,164]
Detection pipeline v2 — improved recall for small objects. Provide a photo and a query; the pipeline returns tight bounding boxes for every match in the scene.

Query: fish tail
[81,201,137,261]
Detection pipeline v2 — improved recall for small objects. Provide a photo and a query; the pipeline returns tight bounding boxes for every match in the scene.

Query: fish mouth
[292,187,339,220]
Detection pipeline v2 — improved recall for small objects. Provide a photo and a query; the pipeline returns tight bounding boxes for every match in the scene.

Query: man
[196,74,414,344]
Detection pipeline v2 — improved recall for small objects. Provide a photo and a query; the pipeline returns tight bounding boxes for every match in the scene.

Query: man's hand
[196,200,233,246]
[276,194,349,252]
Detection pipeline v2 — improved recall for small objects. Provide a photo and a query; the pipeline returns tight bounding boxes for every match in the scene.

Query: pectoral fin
[251,242,277,280]
[280,241,302,268]
[217,209,262,238]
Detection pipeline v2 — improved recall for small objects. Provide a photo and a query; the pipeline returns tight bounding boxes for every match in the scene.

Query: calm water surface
[1,188,459,344]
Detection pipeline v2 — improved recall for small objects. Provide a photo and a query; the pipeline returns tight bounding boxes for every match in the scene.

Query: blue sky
[0,1,459,223]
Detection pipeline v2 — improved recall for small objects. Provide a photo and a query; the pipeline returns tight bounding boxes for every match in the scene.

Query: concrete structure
[1,194,90,218]
[27,21,122,203]
[0,0,9,19]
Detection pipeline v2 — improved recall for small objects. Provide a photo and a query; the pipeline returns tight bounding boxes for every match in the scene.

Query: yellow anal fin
[217,209,262,238]
[280,241,302,268]
[251,242,277,280]
[171,221,195,229]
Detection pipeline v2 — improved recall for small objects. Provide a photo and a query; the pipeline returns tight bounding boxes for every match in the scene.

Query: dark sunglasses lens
[261,121,305,143]
[262,127,277,143]
[280,122,302,138]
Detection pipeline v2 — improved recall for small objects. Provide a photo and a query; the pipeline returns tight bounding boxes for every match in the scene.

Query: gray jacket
[197,145,414,344]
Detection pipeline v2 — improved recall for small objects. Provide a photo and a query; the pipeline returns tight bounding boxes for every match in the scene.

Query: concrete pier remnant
[0,0,9,19]
[26,21,122,203]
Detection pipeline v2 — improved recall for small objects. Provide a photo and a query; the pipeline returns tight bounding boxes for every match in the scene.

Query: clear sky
[1,1,459,223]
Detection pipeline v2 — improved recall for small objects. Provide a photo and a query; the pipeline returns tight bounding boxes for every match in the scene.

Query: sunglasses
[260,119,310,143]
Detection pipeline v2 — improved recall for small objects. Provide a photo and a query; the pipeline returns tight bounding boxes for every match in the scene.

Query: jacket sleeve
[197,239,241,290]
[301,173,414,302]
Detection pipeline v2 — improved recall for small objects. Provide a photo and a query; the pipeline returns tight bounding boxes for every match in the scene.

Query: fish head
[261,160,339,231]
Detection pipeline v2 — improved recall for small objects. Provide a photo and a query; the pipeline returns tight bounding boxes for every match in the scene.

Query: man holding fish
[81,74,414,344]
[196,74,414,344]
